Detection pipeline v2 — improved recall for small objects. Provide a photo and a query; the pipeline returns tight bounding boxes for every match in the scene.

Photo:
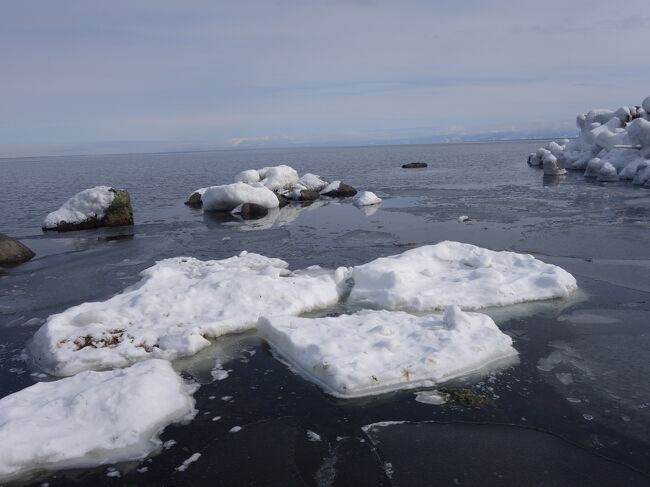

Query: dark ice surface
[0,141,649,486]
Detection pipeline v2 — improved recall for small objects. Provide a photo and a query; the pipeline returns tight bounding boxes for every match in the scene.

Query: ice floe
[528,96,650,185]
[0,360,196,483]
[257,305,517,398]
[349,241,577,311]
[354,191,382,207]
[29,251,349,376]
[43,186,114,229]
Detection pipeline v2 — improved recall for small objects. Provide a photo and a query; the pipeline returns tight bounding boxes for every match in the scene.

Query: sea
[1,141,649,486]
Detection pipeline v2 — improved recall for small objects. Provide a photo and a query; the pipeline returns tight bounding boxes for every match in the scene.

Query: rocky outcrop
[0,234,35,265]
[402,162,428,168]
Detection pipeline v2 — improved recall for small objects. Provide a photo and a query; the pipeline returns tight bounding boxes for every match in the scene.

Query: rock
[184,191,203,207]
[0,234,35,265]
[239,203,269,220]
[320,181,357,198]
[298,190,320,201]
[44,188,134,232]
[440,388,491,407]
[276,193,291,208]
[402,162,428,169]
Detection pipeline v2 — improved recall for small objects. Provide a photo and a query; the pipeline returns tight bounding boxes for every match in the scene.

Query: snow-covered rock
[29,252,349,376]
[349,241,577,311]
[258,306,517,398]
[235,169,262,185]
[0,360,196,483]
[298,173,329,191]
[43,186,134,231]
[202,183,280,211]
[320,180,357,198]
[354,191,382,207]
[542,153,567,175]
[528,96,650,183]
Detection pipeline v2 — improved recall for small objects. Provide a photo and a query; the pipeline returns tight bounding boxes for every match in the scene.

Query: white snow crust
[354,191,382,206]
[349,241,577,311]
[29,252,349,376]
[0,360,196,482]
[202,183,279,211]
[257,306,517,398]
[43,186,115,228]
[529,96,650,185]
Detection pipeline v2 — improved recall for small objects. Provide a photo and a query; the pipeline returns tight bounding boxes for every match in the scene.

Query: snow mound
[43,186,115,229]
[349,241,577,311]
[30,252,349,376]
[258,306,517,398]
[528,96,650,183]
[354,191,382,207]
[0,360,196,483]
[234,165,299,191]
[202,183,279,211]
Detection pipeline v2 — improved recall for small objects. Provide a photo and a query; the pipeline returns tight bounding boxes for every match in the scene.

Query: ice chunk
[597,162,619,182]
[0,360,196,483]
[258,306,517,398]
[298,173,329,191]
[584,158,604,178]
[542,153,566,175]
[29,252,349,376]
[349,242,577,311]
[202,183,279,211]
[43,186,114,229]
[354,191,382,207]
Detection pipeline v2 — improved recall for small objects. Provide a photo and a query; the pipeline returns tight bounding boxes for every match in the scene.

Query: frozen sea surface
[1,141,650,486]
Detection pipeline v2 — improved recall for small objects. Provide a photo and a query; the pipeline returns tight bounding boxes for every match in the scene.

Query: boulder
[298,190,320,201]
[0,234,35,265]
[402,162,428,168]
[276,193,291,208]
[184,191,203,207]
[239,203,269,220]
[101,189,134,227]
[320,181,357,198]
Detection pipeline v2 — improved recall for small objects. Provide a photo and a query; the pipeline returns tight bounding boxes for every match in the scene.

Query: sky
[1,0,650,157]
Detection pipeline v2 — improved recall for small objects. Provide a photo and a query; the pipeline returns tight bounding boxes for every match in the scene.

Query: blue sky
[2,0,650,157]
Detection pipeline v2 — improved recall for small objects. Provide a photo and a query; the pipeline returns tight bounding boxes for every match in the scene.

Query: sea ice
[258,306,517,398]
[354,191,382,207]
[29,252,349,376]
[43,186,115,229]
[529,96,650,183]
[0,360,196,483]
[202,183,279,211]
[349,241,577,311]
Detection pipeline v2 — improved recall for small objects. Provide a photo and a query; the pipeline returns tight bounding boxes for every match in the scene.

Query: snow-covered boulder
[354,191,382,206]
[43,186,134,231]
[349,241,577,311]
[320,180,358,198]
[297,173,329,191]
[0,234,35,266]
[528,96,650,184]
[235,169,262,185]
[257,306,517,398]
[0,360,196,483]
[29,251,349,376]
[542,153,566,175]
[202,183,279,212]
[184,187,210,207]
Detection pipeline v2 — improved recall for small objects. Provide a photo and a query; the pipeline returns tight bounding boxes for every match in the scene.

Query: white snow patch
[458,215,470,223]
[43,186,115,229]
[306,430,322,442]
[320,180,342,194]
[349,241,577,311]
[354,191,382,207]
[202,183,279,211]
[29,252,349,376]
[229,426,242,433]
[258,306,517,398]
[414,389,449,405]
[176,453,201,472]
[0,360,196,483]
[298,173,329,191]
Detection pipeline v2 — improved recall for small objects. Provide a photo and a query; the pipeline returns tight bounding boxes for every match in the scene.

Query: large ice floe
[29,251,349,376]
[258,306,517,398]
[43,186,115,229]
[0,360,196,483]
[528,95,650,185]
[349,241,577,311]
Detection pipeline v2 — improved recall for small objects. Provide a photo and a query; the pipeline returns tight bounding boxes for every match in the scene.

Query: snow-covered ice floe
[29,251,349,376]
[528,96,650,185]
[258,306,517,398]
[354,191,382,207]
[349,241,577,311]
[43,186,115,229]
[0,360,196,483]
[202,182,279,211]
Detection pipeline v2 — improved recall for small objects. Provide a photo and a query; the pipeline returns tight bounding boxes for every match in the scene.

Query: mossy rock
[0,234,35,265]
[184,191,203,207]
[102,189,134,227]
